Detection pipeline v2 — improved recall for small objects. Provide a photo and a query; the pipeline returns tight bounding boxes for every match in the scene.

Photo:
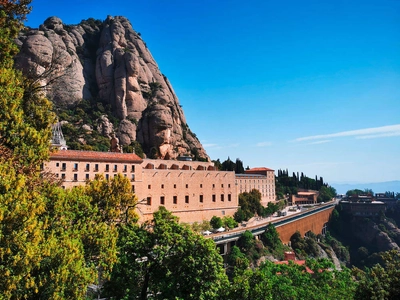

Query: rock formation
[15,16,208,160]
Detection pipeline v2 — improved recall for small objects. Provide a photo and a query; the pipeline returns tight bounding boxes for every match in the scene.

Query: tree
[235,158,245,174]
[210,215,223,229]
[102,207,228,300]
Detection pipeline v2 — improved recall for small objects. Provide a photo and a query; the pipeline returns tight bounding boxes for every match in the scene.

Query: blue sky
[25,0,400,185]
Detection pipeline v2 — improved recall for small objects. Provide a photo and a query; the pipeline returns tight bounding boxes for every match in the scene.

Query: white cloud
[294,124,400,142]
[308,140,331,145]
[256,141,272,147]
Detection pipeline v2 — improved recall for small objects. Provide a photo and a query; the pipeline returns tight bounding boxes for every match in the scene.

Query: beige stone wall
[45,154,238,223]
[136,159,238,223]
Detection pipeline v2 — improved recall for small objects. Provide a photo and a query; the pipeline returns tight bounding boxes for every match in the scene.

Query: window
[174,184,177,188]
[105,164,109,172]
[85,163,89,171]
[185,195,189,204]
[148,185,151,189]
[86,174,89,180]
[199,195,203,203]
[221,184,224,188]
[56,162,59,167]
[221,194,224,202]
[73,163,78,171]
[114,165,118,172]
[61,173,66,180]
[212,184,215,188]
[73,174,78,181]
[123,165,127,172]
[94,164,99,172]
[228,184,231,188]
[200,184,203,188]
[186,184,189,188]
[61,163,66,171]
[147,197,152,205]
[131,165,135,172]
[161,184,164,189]
[212,195,216,202]
[160,196,165,205]
[228,194,232,202]
[131,185,135,192]
[131,174,135,181]
[105,174,109,180]
[173,196,177,204]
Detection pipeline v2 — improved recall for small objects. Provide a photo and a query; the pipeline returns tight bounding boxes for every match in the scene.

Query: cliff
[15,16,208,160]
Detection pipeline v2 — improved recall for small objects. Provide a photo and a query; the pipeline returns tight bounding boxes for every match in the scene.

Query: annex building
[235,167,276,205]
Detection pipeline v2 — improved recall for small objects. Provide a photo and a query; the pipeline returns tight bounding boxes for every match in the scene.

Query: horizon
[24,0,400,184]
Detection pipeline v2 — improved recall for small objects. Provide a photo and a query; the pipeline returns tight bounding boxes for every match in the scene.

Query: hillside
[15,16,208,160]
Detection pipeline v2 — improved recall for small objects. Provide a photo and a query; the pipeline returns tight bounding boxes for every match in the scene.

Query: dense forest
[1,1,400,299]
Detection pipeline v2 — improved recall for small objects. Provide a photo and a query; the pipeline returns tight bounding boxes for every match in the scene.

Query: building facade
[235,167,276,205]
[45,150,239,223]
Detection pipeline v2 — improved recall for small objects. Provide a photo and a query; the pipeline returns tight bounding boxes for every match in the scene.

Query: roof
[247,167,274,172]
[50,150,143,163]
[297,192,317,196]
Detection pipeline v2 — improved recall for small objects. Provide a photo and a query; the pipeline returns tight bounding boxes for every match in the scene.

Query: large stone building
[45,149,239,223]
[235,167,276,205]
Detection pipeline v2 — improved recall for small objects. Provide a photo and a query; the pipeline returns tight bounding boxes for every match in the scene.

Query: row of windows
[58,173,135,181]
[147,183,231,189]
[146,194,232,205]
[55,162,135,173]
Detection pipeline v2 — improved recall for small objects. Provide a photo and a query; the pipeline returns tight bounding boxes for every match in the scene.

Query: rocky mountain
[15,16,208,160]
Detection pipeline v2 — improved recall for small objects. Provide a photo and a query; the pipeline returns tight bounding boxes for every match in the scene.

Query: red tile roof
[247,167,274,171]
[50,150,143,163]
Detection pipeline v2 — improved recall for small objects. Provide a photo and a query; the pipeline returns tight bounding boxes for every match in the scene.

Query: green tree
[103,207,228,300]
[210,215,223,229]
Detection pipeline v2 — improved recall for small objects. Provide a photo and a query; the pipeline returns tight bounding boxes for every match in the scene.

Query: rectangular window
[161,184,164,189]
[186,184,189,188]
[114,165,118,172]
[200,184,203,188]
[212,184,215,188]
[147,197,152,205]
[105,174,109,180]
[73,163,78,171]
[85,174,89,180]
[174,184,177,188]
[221,184,224,188]
[73,174,78,181]
[61,173,66,179]
[221,194,224,202]
[123,165,127,172]
[212,195,216,202]
[85,163,90,171]
[199,195,203,203]
[105,164,109,172]
[131,165,135,172]
[160,196,165,205]
[185,195,189,204]
[228,194,232,202]
[56,162,59,167]
[94,164,99,172]
[173,196,177,204]
[148,185,151,189]
[131,174,135,181]
[61,163,66,171]
[131,185,135,192]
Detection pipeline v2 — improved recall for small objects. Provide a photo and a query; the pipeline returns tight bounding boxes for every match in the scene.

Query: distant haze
[331,181,400,195]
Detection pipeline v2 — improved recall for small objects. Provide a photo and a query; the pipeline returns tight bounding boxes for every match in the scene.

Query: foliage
[102,207,228,300]
[261,223,286,259]
[346,189,370,196]
[353,250,400,300]
[227,246,249,271]
[290,231,320,259]
[210,215,223,229]
[234,189,264,222]
[318,185,337,202]
[222,215,238,229]
[227,259,356,299]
